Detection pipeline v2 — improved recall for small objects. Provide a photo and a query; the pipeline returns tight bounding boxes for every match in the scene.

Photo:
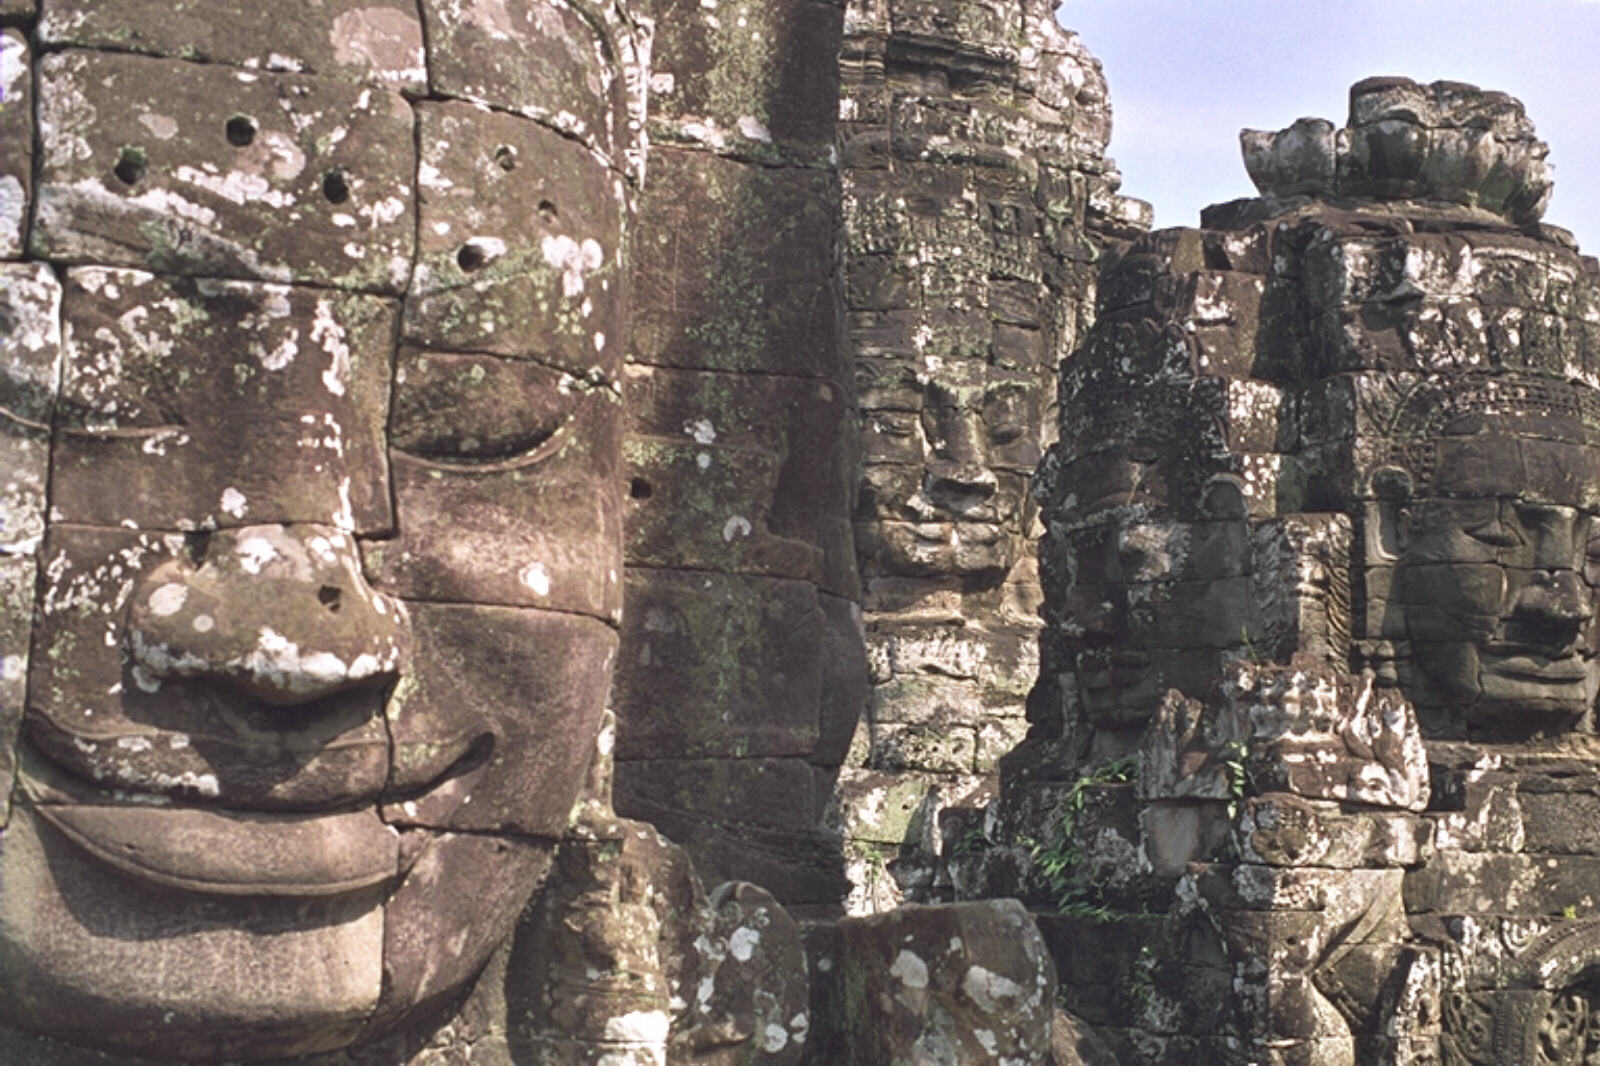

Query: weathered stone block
[870,722,976,774]
[1404,852,1600,917]
[403,101,625,372]
[374,357,623,619]
[0,30,29,257]
[832,767,932,846]
[33,50,416,291]
[381,604,615,837]
[52,269,396,533]
[645,0,842,161]
[836,899,1056,1066]
[623,364,857,597]
[615,568,823,760]
[615,757,848,905]
[38,0,426,93]
[630,148,843,381]
[0,553,32,826]
[419,0,628,162]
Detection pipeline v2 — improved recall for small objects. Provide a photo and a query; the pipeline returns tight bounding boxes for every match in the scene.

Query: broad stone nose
[126,524,408,705]
[1515,569,1593,628]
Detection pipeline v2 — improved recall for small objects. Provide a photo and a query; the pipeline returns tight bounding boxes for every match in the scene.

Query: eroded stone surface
[33,50,416,290]
[38,0,427,92]
[833,899,1057,1065]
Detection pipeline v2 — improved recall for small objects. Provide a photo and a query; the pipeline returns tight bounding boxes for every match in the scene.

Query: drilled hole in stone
[225,115,258,147]
[113,146,147,186]
[538,200,558,224]
[183,531,212,566]
[322,169,350,204]
[493,144,517,172]
[317,585,343,612]
[629,477,653,500]
[456,243,487,272]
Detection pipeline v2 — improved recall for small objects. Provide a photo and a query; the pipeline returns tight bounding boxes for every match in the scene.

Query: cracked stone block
[51,268,395,533]
[32,50,416,291]
[403,101,626,373]
[0,30,30,258]
[37,0,426,94]
[615,569,823,760]
[418,0,627,163]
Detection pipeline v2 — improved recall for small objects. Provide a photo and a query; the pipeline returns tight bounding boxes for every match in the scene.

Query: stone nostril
[183,530,213,566]
[317,585,343,613]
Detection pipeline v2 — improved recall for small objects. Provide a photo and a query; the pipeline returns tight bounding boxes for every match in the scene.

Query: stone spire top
[1241,76,1554,224]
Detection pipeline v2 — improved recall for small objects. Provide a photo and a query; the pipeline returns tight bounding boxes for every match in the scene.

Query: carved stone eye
[387,352,590,466]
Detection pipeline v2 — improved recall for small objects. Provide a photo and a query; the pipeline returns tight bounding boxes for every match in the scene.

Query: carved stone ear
[1364,466,1415,564]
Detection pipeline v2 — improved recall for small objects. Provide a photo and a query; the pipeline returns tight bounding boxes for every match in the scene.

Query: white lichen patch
[520,562,551,596]
[220,488,249,519]
[146,583,188,617]
[890,949,929,990]
[311,299,352,396]
[728,925,760,962]
[722,515,752,542]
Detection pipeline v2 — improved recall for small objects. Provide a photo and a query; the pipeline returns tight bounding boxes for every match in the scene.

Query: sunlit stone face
[1376,419,1600,738]
[860,358,1042,578]
[0,5,630,1059]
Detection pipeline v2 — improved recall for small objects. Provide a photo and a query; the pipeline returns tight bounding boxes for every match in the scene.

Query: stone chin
[0,794,560,1061]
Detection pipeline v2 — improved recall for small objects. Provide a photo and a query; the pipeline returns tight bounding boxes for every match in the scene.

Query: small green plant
[1564,904,1580,920]
[1122,943,1157,1018]
[1029,755,1138,919]
[952,826,993,859]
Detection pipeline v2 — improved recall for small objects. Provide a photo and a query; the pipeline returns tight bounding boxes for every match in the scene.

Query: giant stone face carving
[0,2,635,1059]
[1368,380,1600,738]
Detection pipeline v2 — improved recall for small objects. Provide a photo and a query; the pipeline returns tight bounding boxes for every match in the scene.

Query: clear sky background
[1058,0,1600,252]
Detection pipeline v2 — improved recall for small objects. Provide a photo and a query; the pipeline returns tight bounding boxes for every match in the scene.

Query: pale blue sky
[1059,0,1600,252]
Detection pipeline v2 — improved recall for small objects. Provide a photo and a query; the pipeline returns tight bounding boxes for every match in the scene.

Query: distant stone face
[831,0,1148,915]
[993,78,1600,1066]
[0,2,643,1060]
